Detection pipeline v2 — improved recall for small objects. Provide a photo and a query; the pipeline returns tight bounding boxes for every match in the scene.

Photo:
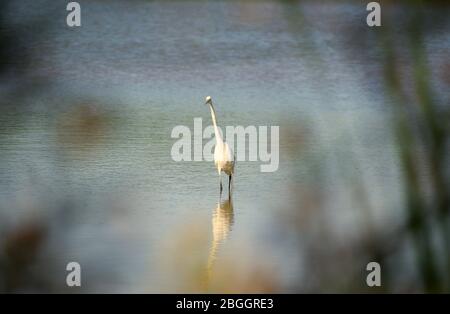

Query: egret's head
[205,96,212,105]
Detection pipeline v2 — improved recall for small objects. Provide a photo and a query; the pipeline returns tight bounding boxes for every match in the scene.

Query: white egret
[204,96,235,194]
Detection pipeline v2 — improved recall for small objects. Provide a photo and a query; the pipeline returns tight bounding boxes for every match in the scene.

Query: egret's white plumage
[204,96,235,193]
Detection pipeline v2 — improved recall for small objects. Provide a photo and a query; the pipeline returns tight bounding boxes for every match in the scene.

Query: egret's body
[214,140,234,176]
[204,96,235,193]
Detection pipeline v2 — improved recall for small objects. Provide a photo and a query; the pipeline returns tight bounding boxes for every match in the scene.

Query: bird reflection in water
[204,196,234,290]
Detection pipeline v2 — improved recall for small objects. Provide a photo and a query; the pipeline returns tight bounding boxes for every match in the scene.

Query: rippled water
[0,0,448,292]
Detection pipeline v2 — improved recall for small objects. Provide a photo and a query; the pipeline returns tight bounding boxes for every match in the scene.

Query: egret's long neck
[208,103,223,143]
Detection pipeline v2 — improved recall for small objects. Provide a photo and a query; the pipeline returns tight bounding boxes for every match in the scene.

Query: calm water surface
[1,0,448,292]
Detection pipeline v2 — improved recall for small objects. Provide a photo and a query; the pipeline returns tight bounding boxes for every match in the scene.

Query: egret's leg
[219,173,223,195]
[228,175,232,194]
